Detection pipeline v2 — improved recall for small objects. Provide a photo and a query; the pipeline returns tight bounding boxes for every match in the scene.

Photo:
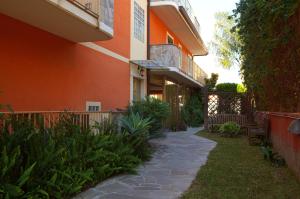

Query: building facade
[0,0,207,119]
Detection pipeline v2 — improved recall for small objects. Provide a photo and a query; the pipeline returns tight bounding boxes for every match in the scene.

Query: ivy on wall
[233,0,300,112]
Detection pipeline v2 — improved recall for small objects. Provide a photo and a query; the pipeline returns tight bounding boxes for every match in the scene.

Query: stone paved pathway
[74,127,216,199]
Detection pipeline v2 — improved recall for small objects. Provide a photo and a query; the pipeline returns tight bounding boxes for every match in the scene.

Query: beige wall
[130,0,148,101]
[130,0,148,60]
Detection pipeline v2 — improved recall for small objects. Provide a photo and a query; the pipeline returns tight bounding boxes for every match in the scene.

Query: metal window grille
[134,2,145,42]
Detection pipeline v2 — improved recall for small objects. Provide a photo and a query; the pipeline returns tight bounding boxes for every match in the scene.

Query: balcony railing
[151,0,200,34]
[150,45,207,85]
[68,0,114,32]
[68,0,100,17]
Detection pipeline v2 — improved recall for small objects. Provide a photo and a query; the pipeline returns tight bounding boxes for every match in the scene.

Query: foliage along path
[74,128,216,199]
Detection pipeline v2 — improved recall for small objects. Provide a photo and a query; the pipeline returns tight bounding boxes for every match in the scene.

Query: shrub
[216,83,238,92]
[128,97,170,137]
[219,122,241,137]
[216,83,247,94]
[120,113,152,160]
[0,113,149,198]
[93,118,118,135]
[260,142,286,167]
[182,93,204,127]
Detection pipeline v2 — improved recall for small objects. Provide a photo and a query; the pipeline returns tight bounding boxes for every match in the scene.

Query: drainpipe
[147,0,150,60]
[146,0,151,96]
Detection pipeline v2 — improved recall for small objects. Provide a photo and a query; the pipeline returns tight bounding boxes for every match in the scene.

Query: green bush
[182,93,204,127]
[120,113,152,160]
[219,122,241,137]
[216,83,247,93]
[216,83,238,92]
[0,113,150,199]
[128,97,170,137]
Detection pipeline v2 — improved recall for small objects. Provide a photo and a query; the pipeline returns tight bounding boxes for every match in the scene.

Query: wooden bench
[208,114,247,133]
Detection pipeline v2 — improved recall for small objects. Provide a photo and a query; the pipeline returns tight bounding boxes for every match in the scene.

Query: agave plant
[120,113,152,136]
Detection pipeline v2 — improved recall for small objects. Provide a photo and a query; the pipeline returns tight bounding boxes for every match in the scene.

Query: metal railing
[151,0,200,34]
[150,45,207,85]
[68,0,100,17]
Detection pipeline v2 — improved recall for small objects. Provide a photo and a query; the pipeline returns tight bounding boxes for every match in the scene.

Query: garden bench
[208,114,247,133]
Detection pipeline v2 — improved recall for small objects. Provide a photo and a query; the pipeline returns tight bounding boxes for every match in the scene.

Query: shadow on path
[74,127,216,199]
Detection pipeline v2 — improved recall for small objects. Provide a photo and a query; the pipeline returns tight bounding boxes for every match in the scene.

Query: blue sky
[190,0,242,83]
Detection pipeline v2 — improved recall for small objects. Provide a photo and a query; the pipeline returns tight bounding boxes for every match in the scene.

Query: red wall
[269,113,300,179]
[0,13,130,111]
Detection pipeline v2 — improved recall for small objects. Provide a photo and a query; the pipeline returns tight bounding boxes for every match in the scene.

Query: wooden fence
[0,111,125,130]
[204,90,253,129]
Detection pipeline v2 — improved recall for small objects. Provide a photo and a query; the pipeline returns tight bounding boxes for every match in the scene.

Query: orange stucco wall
[96,0,131,59]
[150,10,193,73]
[150,11,192,56]
[0,12,130,111]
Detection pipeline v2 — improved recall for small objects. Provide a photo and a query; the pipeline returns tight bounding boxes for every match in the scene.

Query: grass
[181,131,300,199]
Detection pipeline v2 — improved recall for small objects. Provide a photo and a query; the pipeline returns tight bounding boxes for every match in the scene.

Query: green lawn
[181,131,300,199]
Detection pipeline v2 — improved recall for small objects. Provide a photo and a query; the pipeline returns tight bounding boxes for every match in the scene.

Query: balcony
[0,0,114,42]
[150,0,207,55]
[149,44,207,87]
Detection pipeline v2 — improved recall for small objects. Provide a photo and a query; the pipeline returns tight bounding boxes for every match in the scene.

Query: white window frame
[134,2,145,43]
[86,101,101,112]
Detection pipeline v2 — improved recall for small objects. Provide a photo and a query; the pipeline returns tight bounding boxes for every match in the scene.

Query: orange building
[0,0,207,121]
[132,0,208,126]
[0,0,148,112]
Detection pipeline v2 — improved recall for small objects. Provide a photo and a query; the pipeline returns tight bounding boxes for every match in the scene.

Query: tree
[211,12,241,69]
[204,73,218,91]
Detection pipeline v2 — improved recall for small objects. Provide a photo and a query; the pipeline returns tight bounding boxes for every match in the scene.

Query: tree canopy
[233,0,300,111]
[211,12,241,69]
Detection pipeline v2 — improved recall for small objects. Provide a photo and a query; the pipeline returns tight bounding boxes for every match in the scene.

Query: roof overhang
[150,1,208,56]
[0,0,113,42]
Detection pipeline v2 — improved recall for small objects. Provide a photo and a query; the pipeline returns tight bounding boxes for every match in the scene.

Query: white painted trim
[150,1,179,10]
[99,22,114,36]
[80,42,129,63]
[86,101,102,112]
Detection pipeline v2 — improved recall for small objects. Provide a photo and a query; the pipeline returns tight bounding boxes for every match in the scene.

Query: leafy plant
[182,93,204,127]
[127,97,170,137]
[93,118,118,135]
[219,122,241,137]
[233,0,300,112]
[120,113,152,160]
[261,143,286,167]
[205,73,219,91]
[0,113,150,198]
[216,83,238,93]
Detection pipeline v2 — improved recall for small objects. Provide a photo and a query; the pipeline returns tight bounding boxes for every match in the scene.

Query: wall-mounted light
[138,66,145,77]
[288,119,300,135]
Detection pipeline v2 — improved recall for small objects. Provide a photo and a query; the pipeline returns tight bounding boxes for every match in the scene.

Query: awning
[131,60,204,88]
[130,60,165,69]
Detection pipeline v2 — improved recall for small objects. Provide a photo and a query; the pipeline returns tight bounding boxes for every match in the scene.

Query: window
[86,101,101,112]
[134,2,145,42]
[167,33,174,44]
[133,77,142,101]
